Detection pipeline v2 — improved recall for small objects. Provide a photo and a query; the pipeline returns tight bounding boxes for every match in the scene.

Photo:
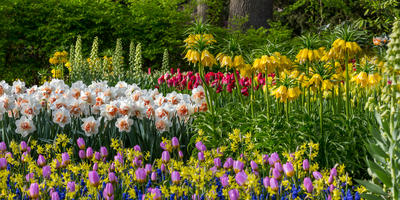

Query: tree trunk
[197,0,207,22]
[229,0,273,30]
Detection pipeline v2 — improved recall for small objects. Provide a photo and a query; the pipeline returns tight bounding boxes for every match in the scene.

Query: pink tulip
[79,150,86,159]
[29,183,39,199]
[67,182,75,192]
[37,154,46,167]
[103,183,114,199]
[88,171,100,187]
[303,159,310,171]
[283,162,294,177]
[0,158,7,170]
[250,160,258,171]
[263,177,270,189]
[100,146,108,158]
[86,147,93,159]
[214,158,222,168]
[304,177,313,193]
[161,151,170,163]
[135,168,147,183]
[20,141,27,152]
[220,175,229,187]
[0,142,6,152]
[228,189,239,200]
[171,137,179,148]
[109,172,117,183]
[312,171,323,180]
[171,171,180,184]
[269,178,279,191]
[150,188,161,200]
[233,160,244,173]
[77,138,85,149]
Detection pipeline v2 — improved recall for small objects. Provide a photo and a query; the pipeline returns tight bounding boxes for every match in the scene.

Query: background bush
[0,0,190,85]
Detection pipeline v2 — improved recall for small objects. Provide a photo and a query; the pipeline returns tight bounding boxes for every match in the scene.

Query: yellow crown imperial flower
[200,50,216,67]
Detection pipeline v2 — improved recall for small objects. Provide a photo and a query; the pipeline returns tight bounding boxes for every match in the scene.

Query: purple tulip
[93,163,98,171]
[51,191,60,200]
[214,158,222,168]
[328,195,332,200]
[269,178,279,191]
[61,152,70,167]
[21,152,29,162]
[77,138,85,150]
[220,175,229,187]
[109,172,117,183]
[161,163,166,172]
[144,164,152,174]
[304,177,313,193]
[171,137,179,148]
[26,173,34,182]
[263,177,270,189]
[134,145,141,152]
[27,146,31,153]
[178,150,183,159]
[86,147,93,159]
[151,171,157,181]
[109,163,116,172]
[103,183,114,199]
[269,152,280,164]
[100,146,108,158]
[160,142,167,150]
[273,168,281,179]
[79,150,86,159]
[0,158,7,170]
[330,168,337,177]
[37,155,46,167]
[303,159,310,171]
[235,171,247,186]
[89,171,100,187]
[228,189,239,200]
[283,162,294,177]
[250,161,258,171]
[328,174,334,184]
[94,152,101,161]
[329,184,335,193]
[195,141,206,152]
[198,151,205,161]
[135,168,147,183]
[171,171,180,184]
[233,160,244,173]
[150,188,162,200]
[114,153,123,165]
[0,142,6,152]
[274,162,283,172]
[161,151,170,163]
[312,171,323,180]
[42,165,51,179]
[20,141,27,152]
[67,182,76,192]
[224,157,234,169]
[29,183,39,199]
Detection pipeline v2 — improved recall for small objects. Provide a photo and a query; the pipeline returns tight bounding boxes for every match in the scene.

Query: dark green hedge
[0,0,190,85]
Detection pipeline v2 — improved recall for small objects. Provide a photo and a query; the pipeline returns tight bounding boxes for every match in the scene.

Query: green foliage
[0,0,190,85]
[191,97,372,179]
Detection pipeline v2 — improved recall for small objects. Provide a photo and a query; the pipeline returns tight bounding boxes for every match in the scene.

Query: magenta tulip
[233,160,244,173]
[151,171,157,181]
[103,183,114,198]
[274,162,283,172]
[79,150,86,159]
[214,158,222,168]
[220,175,229,187]
[330,168,337,177]
[250,160,258,171]
[151,188,162,200]
[178,150,183,159]
[20,141,27,152]
[51,191,60,200]
[273,168,281,179]
[269,178,279,191]
[312,171,323,180]
[67,182,75,192]
[61,152,70,166]
[109,172,117,183]
[134,145,141,152]
[100,146,108,158]
[86,147,93,159]
[198,151,205,161]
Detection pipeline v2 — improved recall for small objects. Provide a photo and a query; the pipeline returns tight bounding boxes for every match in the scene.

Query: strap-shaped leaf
[355,179,386,195]
[360,193,385,200]
[367,160,393,187]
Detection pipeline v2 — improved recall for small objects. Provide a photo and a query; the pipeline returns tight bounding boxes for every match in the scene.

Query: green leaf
[355,179,386,195]
[360,193,385,200]
[367,160,393,187]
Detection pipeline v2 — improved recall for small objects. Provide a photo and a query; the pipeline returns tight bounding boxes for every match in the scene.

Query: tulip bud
[233,160,244,173]
[312,171,323,180]
[304,177,313,193]
[88,171,100,187]
[0,142,6,152]
[86,147,93,159]
[220,175,229,187]
[67,182,76,192]
[77,138,85,150]
[250,160,258,171]
[283,162,294,177]
[151,171,157,181]
[0,158,7,170]
[79,150,86,159]
[20,141,27,152]
[93,163,98,171]
[51,191,60,200]
[303,159,310,171]
[100,146,108,158]
[161,151,170,163]
[263,177,270,189]
[135,168,147,183]
[29,183,39,199]
[178,150,183,159]
[235,171,247,186]
[42,165,51,179]
[94,152,101,161]
[37,154,46,167]
[171,137,179,149]
[109,172,117,183]
[269,178,279,191]
[228,189,239,200]
[214,158,222,168]
[134,145,141,152]
[198,151,205,161]
[171,171,180,184]
[103,183,114,199]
